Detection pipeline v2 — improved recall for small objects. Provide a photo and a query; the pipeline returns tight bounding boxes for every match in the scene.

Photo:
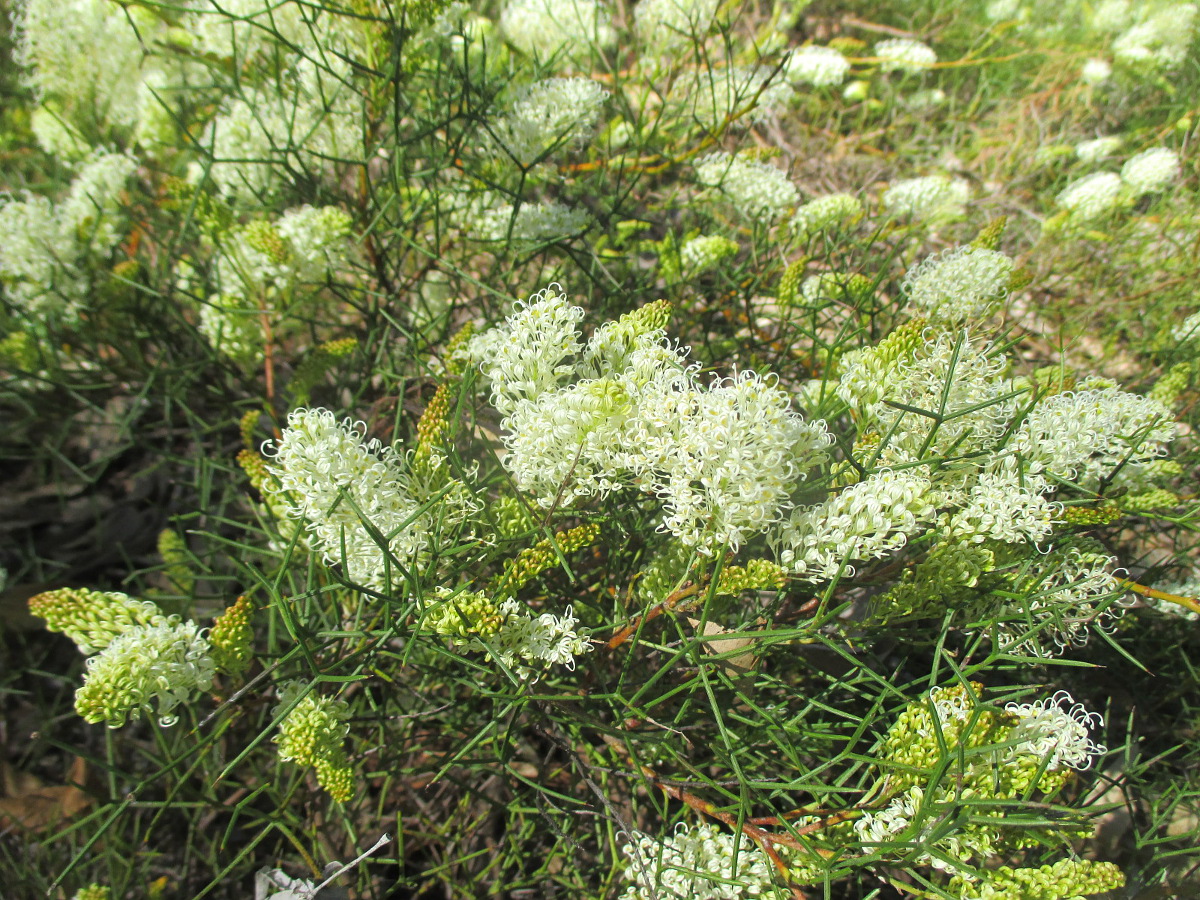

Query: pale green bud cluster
[496,523,602,595]
[209,596,254,676]
[951,858,1124,899]
[157,529,196,596]
[714,559,787,595]
[29,588,177,656]
[71,885,111,900]
[801,272,876,307]
[636,539,694,604]
[273,683,355,802]
[858,685,1107,880]
[425,588,506,642]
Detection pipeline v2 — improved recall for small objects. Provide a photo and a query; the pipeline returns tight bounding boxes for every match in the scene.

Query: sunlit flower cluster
[620,824,784,900]
[263,408,430,590]
[694,152,800,220]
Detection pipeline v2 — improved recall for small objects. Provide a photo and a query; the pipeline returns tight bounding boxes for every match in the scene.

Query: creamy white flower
[1014,385,1176,485]
[874,38,937,72]
[465,284,585,415]
[776,468,937,580]
[1081,58,1113,84]
[903,246,1014,323]
[474,199,591,245]
[634,0,721,47]
[75,621,215,727]
[263,408,429,589]
[883,175,970,221]
[500,0,616,59]
[1074,136,1123,162]
[488,78,608,167]
[1120,147,1181,194]
[668,66,794,131]
[1055,171,1124,222]
[621,823,783,900]
[944,466,1057,545]
[791,193,862,239]
[694,152,799,220]
[786,45,850,86]
[1005,691,1106,771]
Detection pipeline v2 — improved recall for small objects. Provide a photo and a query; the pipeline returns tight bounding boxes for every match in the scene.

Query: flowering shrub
[3,0,1200,898]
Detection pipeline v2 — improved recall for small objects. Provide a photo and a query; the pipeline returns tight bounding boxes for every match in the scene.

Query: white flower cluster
[15,0,177,151]
[1075,136,1123,162]
[1152,571,1200,620]
[1111,1,1197,70]
[669,66,794,132]
[1014,384,1176,486]
[488,78,608,167]
[694,152,800,221]
[1005,691,1107,771]
[199,206,354,361]
[473,199,591,245]
[500,0,616,59]
[620,824,784,900]
[201,58,362,201]
[882,175,970,221]
[263,408,430,590]
[1081,58,1113,84]
[75,621,215,728]
[785,45,851,87]
[903,246,1015,323]
[1120,147,1181,195]
[1171,309,1200,343]
[874,38,938,72]
[467,287,831,551]
[944,467,1058,545]
[1010,547,1125,651]
[680,234,739,274]
[1055,171,1124,222]
[791,192,863,240]
[0,151,136,323]
[492,599,591,675]
[634,0,721,48]
[775,468,937,579]
[859,330,1018,470]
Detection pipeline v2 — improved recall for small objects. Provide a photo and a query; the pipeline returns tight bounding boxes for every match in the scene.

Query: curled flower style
[620,823,784,900]
[1005,691,1106,771]
[903,246,1014,323]
[263,408,429,590]
[75,621,215,727]
[775,467,937,580]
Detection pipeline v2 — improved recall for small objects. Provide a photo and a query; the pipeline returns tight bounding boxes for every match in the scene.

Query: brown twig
[606,582,705,650]
[1123,580,1200,616]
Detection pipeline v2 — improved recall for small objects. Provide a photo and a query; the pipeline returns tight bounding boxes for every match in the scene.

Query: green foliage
[3,0,1200,897]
